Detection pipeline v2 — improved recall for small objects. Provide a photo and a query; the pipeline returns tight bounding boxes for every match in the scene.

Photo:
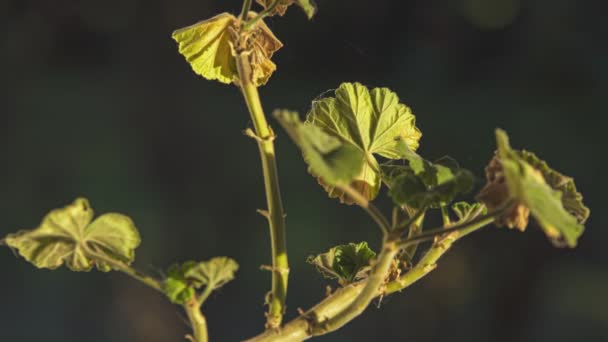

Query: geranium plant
[1,1,590,341]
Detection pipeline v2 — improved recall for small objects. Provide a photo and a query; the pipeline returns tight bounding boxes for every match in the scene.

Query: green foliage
[274,109,365,186]
[172,12,282,86]
[163,257,239,305]
[3,198,140,271]
[482,129,587,247]
[185,257,239,290]
[165,261,198,304]
[305,82,422,203]
[307,242,376,285]
[518,150,590,224]
[382,157,474,209]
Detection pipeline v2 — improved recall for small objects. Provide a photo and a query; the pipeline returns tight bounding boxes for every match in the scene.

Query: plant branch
[184,297,209,342]
[240,0,253,21]
[197,285,215,307]
[236,50,289,329]
[396,212,496,249]
[243,0,280,30]
[246,207,504,341]
[385,215,494,294]
[440,205,451,226]
[86,249,163,293]
[308,239,400,335]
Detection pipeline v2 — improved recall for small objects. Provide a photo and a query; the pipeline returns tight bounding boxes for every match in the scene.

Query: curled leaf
[306,83,422,203]
[163,257,238,304]
[307,242,376,286]
[3,198,140,271]
[172,12,282,86]
[477,129,588,247]
[172,13,239,84]
[185,257,239,290]
[274,109,365,186]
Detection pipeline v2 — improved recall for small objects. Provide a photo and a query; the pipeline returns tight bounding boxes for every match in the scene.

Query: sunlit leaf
[172,13,239,84]
[477,129,587,247]
[306,83,422,203]
[307,242,376,285]
[185,257,239,290]
[274,109,365,186]
[172,12,282,86]
[518,150,590,224]
[3,198,140,271]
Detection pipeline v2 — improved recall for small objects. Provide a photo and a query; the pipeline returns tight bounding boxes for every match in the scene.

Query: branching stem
[246,207,505,341]
[184,297,209,342]
[236,47,289,329]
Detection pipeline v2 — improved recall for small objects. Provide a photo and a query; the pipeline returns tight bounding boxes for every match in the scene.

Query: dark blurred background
[0,0,605,341]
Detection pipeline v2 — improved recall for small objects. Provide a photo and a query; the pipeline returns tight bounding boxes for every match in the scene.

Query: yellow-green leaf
[306,83,422,203]
[274,109,365,187]
[484,129,587,247]
[172,13,239,84]
[3,198,140,271]
[172,12,282,86]
[185,257,239,290]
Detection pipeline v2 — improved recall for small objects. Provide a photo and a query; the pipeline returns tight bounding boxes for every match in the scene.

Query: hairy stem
[236,52,289,328]
[184,298,208,342]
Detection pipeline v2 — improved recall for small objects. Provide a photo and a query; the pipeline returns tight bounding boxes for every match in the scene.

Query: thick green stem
[236,52,289,328]
[243,0,280,30]
[440,206,451,226]
[184,298,208,342]
[240,0,253,21]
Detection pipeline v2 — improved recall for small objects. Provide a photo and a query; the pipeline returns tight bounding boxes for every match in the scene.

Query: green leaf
[484,129,587,247]
[3,198,140,271]
[172,12,282,86]
[518,150,590,224]
[306,82,422,202]
[164,261,197,304]
[185,257,239,290]
[382,157,474,209]
[255,0,317,19]
[274,109,365,186]
[307,242,376,285]
[162,258,238,304]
